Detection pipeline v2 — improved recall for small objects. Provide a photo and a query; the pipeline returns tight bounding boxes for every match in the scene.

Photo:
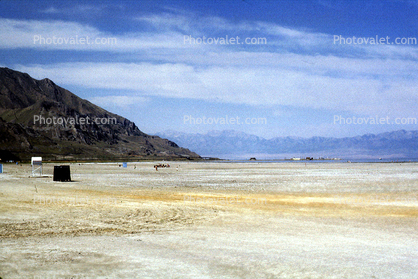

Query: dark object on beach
[249,157,256,161]
[154,163,170,171]
[53,165,71,182]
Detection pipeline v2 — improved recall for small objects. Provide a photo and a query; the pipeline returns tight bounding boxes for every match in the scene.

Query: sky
[1,0,418,139]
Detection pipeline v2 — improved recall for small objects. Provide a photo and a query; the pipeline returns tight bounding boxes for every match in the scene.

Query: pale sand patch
[1,162,418,278]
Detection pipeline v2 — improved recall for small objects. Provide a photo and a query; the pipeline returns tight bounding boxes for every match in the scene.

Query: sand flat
[1,162,418,278]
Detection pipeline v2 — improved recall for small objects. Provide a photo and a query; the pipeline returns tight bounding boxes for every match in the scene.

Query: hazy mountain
[0,67,200,161]
[156,129,418,159]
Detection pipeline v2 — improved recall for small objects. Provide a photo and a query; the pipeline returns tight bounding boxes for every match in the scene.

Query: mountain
[156,130,267,157]
[0,67,200,161]
[156,129,418,159]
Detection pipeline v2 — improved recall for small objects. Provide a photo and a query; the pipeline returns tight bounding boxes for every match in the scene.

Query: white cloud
[0,18,191,51]
[4,10,418,123]
[1,14,418,60]
[135,13,194,32]
[14,58,418,119]
[40,5,108,16]
[40,7,60,14]
[89,95,149,108]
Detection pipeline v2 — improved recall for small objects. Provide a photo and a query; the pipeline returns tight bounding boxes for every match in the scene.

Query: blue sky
[1,0,418,139]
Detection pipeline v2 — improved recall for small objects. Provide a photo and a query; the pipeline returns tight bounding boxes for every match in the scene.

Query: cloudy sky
[1,0,418,138]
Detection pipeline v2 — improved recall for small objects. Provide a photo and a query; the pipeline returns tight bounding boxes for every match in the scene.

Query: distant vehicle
[154,163,170,171]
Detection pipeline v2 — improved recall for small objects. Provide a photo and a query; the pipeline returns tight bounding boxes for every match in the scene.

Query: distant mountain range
[2,67,417,162]
[0,67,200,161]
[156,130,418,159]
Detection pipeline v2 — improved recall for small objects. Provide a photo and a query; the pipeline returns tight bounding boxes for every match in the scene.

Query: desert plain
[1,161,418,278]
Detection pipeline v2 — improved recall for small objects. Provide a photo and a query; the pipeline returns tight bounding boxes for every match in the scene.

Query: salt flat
[1,162,418,278]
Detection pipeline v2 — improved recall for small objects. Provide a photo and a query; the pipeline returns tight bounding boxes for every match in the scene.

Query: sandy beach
[1,161,418,278]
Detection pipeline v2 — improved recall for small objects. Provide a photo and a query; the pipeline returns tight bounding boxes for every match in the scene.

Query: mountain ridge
[156,129,418,159]
[0,67,200,161]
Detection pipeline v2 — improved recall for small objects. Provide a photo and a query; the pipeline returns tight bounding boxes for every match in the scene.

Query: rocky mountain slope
[0,67,200,161]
